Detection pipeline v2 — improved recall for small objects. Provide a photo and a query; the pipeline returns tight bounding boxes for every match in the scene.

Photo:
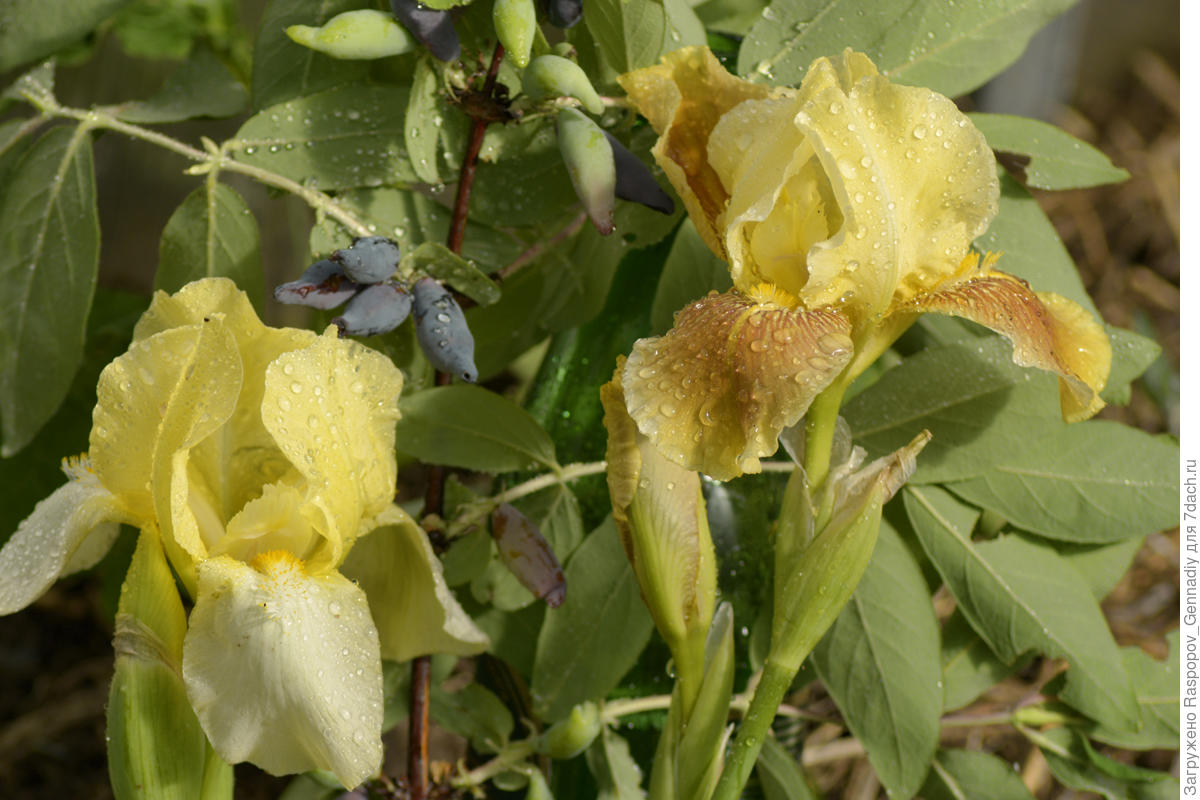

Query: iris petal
[182,553,383,789]
[622,290,853,480]
[900,257,1111,421]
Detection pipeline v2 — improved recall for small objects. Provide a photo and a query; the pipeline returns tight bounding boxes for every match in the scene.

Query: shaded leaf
[1030,727,1178,800]
[395,384,559,473]
[1052,534,1144,600]
[232,85,416,190]
[940,611,1027,712]
[737,0,1076,98]
[1086,631,1179,750]
[921,749,1034,800]
[531,517,654,721]
[904,486,1139,731]
[812,520,941,799]
[157,182,265,311]
[405,56,443,185]
[114,47,247,123]
[970,113,1129,190]
[650,218,731,335]
[587,728,645,800]
[251,0,369,110]
[430,682,514,753]
[583,0,667,73]
[0,125,99,456]
[756,735,817,800]
[0,0,133,71]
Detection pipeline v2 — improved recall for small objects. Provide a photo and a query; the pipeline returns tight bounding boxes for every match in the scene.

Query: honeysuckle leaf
[251,0,369,110]
[969,113,1129,190]
[904,485,1140,731]
[920,749,1034,800]
[0,124,99,456]
[115,47,247,123]
[0,0,133,71]
[737,0,1077,98]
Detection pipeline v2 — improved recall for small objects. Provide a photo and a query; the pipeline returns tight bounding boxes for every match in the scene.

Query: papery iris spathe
[0,278,487,788]
[617,47,1111,482]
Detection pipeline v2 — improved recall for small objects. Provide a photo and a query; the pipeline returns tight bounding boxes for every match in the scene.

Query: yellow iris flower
[616,47,1111,481]
[0,278,486,788]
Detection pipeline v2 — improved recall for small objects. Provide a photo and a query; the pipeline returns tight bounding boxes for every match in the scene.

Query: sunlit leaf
[970,113,1129,190]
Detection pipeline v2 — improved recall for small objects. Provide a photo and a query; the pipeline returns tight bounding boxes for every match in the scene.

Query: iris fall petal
[182,552,384,788]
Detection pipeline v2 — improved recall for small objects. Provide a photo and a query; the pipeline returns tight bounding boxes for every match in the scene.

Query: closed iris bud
[274,259,359,309]
[492,503,566,608]
[332,281,413,337]
[524,771,554,800]
[493,0,536,68]
[332,235,401,284]
[545,0,583,28]
[556,108,616,234]
[536,702,601,759]
[603,131,675,215]
[285,9,415,59]
[390,0,460,62]
[412,277,478,382]
[522,55,603,115]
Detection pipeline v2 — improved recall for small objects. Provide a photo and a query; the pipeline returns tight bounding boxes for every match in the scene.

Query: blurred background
[0,1,1179,797]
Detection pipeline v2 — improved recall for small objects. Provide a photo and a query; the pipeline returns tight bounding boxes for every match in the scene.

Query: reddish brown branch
[447,42,506,254]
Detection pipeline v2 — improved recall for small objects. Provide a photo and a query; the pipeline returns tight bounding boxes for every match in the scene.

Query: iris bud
[274,260,358,310]
[412,277,478,382]
[285,10,415,60]
[390,0,460,61]
[556,108,616,234]
[332,235,401,284]
[493,0,537,68]
[605,131,674,215]
[332,282,413,337]
[522,55,604,115]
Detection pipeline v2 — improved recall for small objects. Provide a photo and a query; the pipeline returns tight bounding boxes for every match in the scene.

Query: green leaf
[664,0,708,48]
[940,611,1027,712]
[737,0,1076,97]
[1085,631,1179,750]
[943,420,1177,544]
[156,182,265,311]
[843,338,1063,484]
[0,0,134,71]
[430,682,514,753]
[584,0,668,73]
[114,47,247,124]
[974,172,1099,316]
[405,56,443,185]
[587,728,645,800]
[442,528,491,587]
[811,520,941,799]
[0,119,37,162]
[904,486,1140,731]
[471,484,583,611]
[1103,325,1162,405]
[531,517,654,721]
[0,125,99,456]
[233,85,416,191]
[1054,534,1144,600]
[1030,727,1178,800]
[250,0,369,110]
[651,218,731,335]
[395,384,559,473]
[470,601,546,678]
[755,736,817,800]
[402,242,501,306]
[921,749,1034,800]
[969,113,1129,190]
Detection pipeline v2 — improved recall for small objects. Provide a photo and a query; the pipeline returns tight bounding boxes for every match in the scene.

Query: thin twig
[496,211,588,281]
[408,655,432,800]
[447,43,506,254]
[446,460,608,537]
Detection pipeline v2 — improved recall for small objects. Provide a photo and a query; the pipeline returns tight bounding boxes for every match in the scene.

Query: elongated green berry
[274,260,359,309]
[286,10,415,60]
[536,702,601,759]
[493,0,536,68]
[556,108,616,234]
[413,277,478,382]
[333,282,413,337]
[332,235,401,284]
[522,55,603,115]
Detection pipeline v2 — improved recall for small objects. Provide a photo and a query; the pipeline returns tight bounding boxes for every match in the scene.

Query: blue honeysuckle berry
[412,277,478,383]
[545,0,583,28]
[332,236,401,284]
[332,281,414,337]
[604,131,675,215]
[274,259,360,309]
[390,0,460,62]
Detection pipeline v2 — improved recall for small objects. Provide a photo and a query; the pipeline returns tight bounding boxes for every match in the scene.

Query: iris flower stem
[711,659,797,800]
[802,380,848,492]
